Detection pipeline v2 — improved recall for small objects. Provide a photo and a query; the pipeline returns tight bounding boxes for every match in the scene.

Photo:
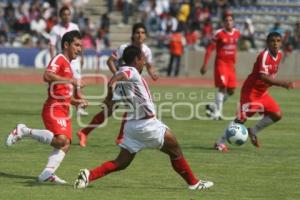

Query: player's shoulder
[119,43,131,49]
[52,54,69,64]
[214,28,223,36]
[232,28,240,35]
[141,43,151,53]
[69,22,80,30]
[50,24,61,33]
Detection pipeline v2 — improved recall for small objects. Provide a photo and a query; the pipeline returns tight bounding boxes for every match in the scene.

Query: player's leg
[38,134,70,184]
[248,94,281,147]
[160,129,213,190]
[74,148,135,188]
[6,124,54,146]
[214,93,252,152]
[77,100,116,147]
[115,112,127,144]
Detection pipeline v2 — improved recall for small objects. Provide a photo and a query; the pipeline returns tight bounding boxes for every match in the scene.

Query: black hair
[131,22,147,41]
[122,45,142,65]
[61,30,81,50]
[222,14,234,22]
[267,31,282,43]
[59,6,71,17]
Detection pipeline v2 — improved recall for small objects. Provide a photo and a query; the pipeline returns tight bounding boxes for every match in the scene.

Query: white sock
[251,115,275,136]
[23,128,54,144]
[215,91,225,117]
[38,149,66,180]
[217,121,235,144]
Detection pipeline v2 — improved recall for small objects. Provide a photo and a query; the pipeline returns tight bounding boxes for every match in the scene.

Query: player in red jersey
[6,30,88,183]
[214,32,294,152]
[200,14,240,120]
[77,23,159,147]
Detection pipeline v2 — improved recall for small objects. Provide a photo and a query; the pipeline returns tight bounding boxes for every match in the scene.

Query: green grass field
[0,83,299,200]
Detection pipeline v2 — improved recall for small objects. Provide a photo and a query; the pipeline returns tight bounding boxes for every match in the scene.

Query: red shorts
[237,91,281,121]
[214,61,236,88]
[42,103,72,141]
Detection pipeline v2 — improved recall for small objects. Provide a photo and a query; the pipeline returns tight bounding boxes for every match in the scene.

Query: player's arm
[106,55,118,74]
[49,44,56,58]
[145,62,159,81]
[108,72,127,88]
[200,41,216,75]
[259,73,294,89]
[43,71,85,88]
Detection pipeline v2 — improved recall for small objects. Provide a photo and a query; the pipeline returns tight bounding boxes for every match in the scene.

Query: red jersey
[242,49,282,95]
[204,28,240,65]
[45,54,73,104]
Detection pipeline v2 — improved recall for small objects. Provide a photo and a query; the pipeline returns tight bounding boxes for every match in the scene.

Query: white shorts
[71,57,81,79]
[119,118,168,153]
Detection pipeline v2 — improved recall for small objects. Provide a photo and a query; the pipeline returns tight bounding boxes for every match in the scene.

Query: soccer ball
[225,123,248,146]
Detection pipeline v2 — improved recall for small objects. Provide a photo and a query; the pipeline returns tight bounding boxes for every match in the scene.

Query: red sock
[171,156,199,185]
[81,111,106,135]
[89,161,119,182]
[115,112,127,144]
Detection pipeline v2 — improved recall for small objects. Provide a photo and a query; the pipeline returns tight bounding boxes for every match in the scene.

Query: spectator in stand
[282,29,295,62]
[158,12,178,48]
[185,23,200,51]
[240,18,256,50]
[293,22,300,49]
[30,10,49,44]
[268,21,284,36]
[177,0,190,33]
[81,30,95,49]
[0,10,9,43]
[200,18,213,47]
[167,27,185,77]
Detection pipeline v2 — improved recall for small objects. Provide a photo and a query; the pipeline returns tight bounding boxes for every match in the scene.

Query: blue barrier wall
[0,48,113,70]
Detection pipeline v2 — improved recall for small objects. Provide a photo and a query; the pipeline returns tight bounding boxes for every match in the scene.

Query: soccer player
[49,6,88,116]
[6,30,87,184]
[77,22,159,147]
[200,14,240,120]
[214,32,294,152]
[74,45,213,190]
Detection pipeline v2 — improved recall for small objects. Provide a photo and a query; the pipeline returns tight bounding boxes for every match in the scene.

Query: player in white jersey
[74,45,213,190]
[77,23,159,147]
[49,6,87,115]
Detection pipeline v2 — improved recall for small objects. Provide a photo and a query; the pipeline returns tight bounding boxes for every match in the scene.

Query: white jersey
[49,22,81,78]
[49,22,79,53]
[113,66,156,120]
[112,43,153,65]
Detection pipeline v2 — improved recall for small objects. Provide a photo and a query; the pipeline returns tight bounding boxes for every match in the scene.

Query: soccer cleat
[214,143,229,153]
[77,131,87,147]
[74,169,90,189]
[38,172,67,184]
[247,128,260,148]
[205,104,215,118]
[6,124,26,146]
[189,180,214,190]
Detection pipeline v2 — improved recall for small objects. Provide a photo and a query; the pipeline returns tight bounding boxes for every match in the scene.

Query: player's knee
[51,135,70,149]
[273,112,282,122]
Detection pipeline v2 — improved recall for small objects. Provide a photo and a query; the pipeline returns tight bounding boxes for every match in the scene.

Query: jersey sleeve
[46,56,62,74]
[118,67,134,80]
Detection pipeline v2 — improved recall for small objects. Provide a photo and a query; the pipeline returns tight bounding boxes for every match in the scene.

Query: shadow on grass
[0,171,74,188]
[0,171,36,180]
